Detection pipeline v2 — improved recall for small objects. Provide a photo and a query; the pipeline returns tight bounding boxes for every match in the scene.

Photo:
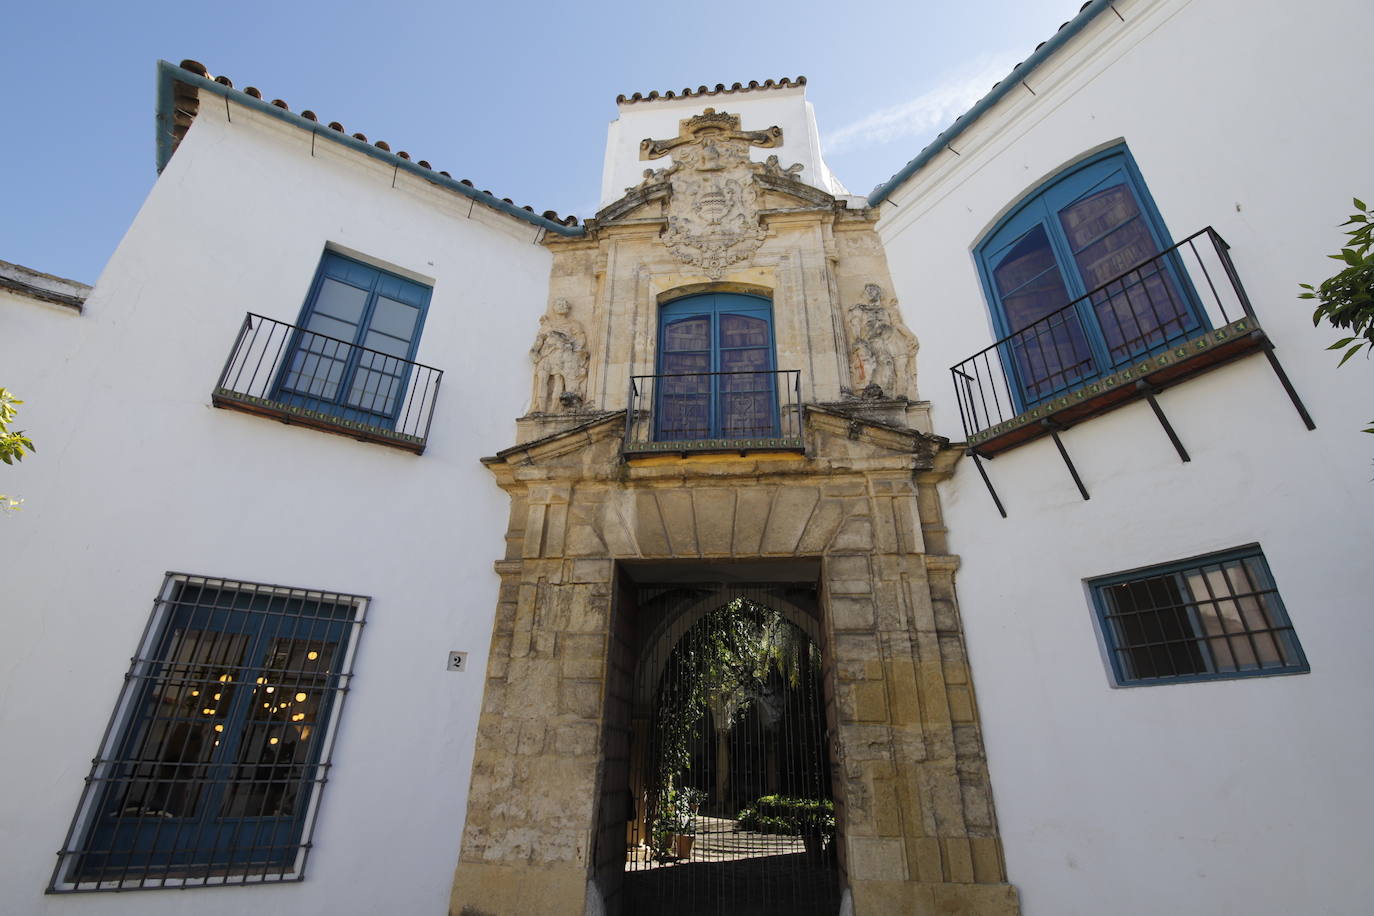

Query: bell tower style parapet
[599,78,853,210]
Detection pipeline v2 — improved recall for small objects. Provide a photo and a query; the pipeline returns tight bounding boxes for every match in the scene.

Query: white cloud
[823,53,1021,155]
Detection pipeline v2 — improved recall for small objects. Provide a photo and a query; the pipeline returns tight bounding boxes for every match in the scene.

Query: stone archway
[450,411,1019,916]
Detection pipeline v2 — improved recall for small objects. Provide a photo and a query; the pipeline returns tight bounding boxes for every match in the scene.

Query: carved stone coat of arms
[640,109,788,279]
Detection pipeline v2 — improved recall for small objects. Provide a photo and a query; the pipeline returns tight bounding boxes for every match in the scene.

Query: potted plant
[672,786,703,859]
[652,785,703,860]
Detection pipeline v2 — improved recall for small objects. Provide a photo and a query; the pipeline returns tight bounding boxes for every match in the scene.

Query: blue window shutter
[974,145,1205,408]
[275,252,432,427]
[655,293,777,441]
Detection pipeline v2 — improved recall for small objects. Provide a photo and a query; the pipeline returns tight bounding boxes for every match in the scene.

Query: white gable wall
[877,0,1374,913]
[0,97,551,915]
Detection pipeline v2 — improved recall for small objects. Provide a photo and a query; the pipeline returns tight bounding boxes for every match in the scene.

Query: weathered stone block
[849,680,889,723]
[847,836,908,881]
[887,659,922,726]
[830,515,874,552]
[969,837,1004,883]
[732,488,773,555]
[632,490,670,557]
[947,686,974,723]
[691,488,736,555]
[871,778,903,836]
[515,722,546,756]
[831,595,877,631]
[760,485,820,554]
[833,632,882,666]
[450,861,590,916]
[569,558,612,583]
[656,489,699,556]
[796,497,846,554]
[928,882,1020,916]
[553,721,599,757]
[906,835,943,884]
[557,679,603,719]
[838,724,893,762]
[942,836,975,883]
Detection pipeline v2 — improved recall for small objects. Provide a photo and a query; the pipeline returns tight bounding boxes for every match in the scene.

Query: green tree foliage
[0,388,36,510]
[648,599,819,853]
[1300,198,1374,432]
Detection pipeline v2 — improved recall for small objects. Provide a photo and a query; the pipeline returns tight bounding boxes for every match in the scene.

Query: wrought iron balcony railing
[625,369,804,454]
[213,312,442,453]
[951,227,1282,457]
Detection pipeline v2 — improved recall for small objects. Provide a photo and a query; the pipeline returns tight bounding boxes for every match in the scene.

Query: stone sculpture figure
[848,283,919,399]
[529,298,589,412]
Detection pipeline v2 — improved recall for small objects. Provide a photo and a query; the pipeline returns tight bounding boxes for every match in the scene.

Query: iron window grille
[50,574,368,892]
[1088,546,1307,686]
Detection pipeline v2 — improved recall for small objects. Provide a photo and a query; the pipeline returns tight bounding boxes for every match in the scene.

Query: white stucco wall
[599,85,849,208]
[877,1,1374,914]
[0,97,552,915]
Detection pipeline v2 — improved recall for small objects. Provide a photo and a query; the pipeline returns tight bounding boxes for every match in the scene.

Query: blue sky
[1,0,1083,284]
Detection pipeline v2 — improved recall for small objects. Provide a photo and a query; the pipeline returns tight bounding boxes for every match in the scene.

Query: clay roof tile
[618,75,805,105]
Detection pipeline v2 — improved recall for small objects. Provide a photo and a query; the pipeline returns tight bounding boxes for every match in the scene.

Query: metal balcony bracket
[1135,381,1190,463]
[1041,420,1090,501]
[970,451,1008,519]
[1260,341,1317,431]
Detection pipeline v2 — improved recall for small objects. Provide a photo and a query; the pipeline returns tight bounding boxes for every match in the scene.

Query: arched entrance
[618,581,840,916]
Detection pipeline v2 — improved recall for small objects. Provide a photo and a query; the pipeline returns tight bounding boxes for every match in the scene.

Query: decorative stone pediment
[629,108,811,279]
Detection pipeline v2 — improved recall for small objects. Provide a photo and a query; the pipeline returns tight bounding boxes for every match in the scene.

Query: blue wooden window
[52,575,366,890]
[1088,547,1308,687]
[975,146,1202,406]
[275,252,431,427]
[656,293,777,441]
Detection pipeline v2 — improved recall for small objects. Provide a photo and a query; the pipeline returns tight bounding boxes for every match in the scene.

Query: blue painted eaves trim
[866,0,1118,206]
[153,60,585,238]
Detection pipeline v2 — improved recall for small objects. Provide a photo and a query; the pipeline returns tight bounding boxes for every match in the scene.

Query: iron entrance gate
[621,584,839,916]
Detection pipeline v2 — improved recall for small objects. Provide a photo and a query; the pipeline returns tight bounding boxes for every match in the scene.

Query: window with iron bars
[1088,546,1308,686]
[50,574,367,892]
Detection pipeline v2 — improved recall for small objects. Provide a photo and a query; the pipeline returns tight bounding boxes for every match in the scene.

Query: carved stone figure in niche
[639,108,802,280]
[848,283,919,399]
[529,298,589,412]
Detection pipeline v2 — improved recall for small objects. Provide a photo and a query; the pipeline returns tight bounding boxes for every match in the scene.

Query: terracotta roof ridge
[167,60,581,230]
[616,76,805,105]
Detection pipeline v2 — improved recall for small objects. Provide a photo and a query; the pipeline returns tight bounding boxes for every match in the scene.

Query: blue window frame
[52,574,367,891]
[656,293,777,441]
[274,252,431,428]
[1088,546,1308,687]
[975,146,1204,407]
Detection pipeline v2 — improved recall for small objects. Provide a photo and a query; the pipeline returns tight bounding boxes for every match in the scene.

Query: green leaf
[1327,337,1357,349]
[1355,197,1367,211]
[1337,343,1364,366]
